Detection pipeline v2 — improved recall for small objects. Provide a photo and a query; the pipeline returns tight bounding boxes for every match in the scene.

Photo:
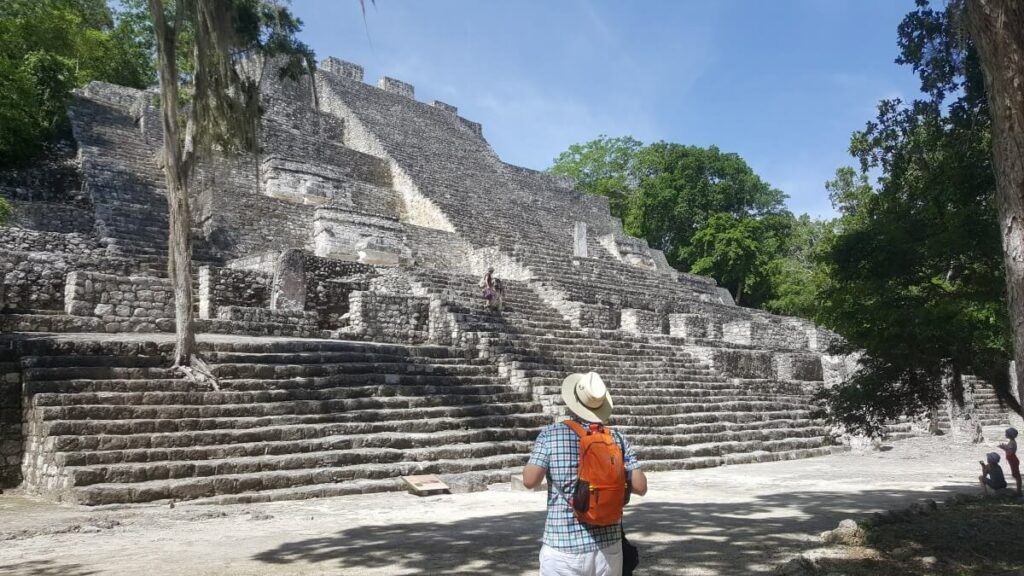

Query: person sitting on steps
[523,372,648,576]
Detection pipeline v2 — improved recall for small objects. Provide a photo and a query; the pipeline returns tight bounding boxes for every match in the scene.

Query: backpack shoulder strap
[563,419,586,437]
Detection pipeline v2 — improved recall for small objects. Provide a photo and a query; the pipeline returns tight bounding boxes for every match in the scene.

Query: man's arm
[522,464,547,489]
[523,428,550,489]
[630,469,648,496]
[617,431,647,496]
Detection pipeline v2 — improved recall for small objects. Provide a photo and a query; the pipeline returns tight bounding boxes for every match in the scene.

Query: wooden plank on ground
[402,474,450,496]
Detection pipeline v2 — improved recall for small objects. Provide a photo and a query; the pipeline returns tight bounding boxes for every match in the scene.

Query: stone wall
[668,313,711,339]
[64,271,175,329]
[621,308,663,335]
[198,266,271,319]
[305,256,377,327]
[690,346,775,380]
[345,291,429,343]
[197,155,313,258]
[312,207,410,265]
[1,252,134,312]
[0,360,21,488]
[0,229,102,255]
[215,305,318,329]
[405,224,475,272]
[722,320,809,350]
[9,201,94,233]
[563,302,619,330]
[773,353,824,382]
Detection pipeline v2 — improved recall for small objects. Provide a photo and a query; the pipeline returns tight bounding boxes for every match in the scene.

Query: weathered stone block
[573,222,588,258]
[431,100,457,115]
[774,353,824,381]
[378,76,414,98]
[313,207,410,265]
[668,313,707,338]
[620,308,662,335]
[270,249,306,312]
[320,57,364,81]
[722,320,808,350]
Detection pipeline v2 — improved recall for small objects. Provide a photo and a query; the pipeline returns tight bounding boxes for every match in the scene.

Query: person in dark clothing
[979,451,1008,494]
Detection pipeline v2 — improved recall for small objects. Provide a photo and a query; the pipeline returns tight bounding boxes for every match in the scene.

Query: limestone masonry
[0,58,1009,504]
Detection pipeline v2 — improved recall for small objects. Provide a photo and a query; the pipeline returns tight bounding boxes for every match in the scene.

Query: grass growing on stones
[812,496,1024,575]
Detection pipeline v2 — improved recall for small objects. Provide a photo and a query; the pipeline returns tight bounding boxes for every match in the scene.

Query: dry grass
[811,496,1024,576]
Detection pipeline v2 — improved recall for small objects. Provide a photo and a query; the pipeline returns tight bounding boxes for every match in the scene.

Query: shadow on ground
[253,484,966,575]
[1,559,99,576]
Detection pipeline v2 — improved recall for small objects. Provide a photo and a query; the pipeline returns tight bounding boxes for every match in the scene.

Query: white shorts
[539,542,623,576]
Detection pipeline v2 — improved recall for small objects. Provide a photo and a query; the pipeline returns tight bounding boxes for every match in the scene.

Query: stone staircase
[926,376,1009,435]
[19,337,548,505]
[966,376,1010,429]
[404,268,837,472]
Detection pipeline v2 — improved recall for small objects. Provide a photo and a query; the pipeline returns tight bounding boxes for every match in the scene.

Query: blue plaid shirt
[527,420,641,553]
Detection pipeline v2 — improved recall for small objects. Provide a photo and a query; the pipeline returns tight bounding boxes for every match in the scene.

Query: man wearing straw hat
[522,372,648,576]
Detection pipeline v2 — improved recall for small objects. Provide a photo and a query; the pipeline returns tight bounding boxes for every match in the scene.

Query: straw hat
[561,372,613,424]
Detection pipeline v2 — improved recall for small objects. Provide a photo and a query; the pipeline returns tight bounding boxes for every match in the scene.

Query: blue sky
[290,0,923,219]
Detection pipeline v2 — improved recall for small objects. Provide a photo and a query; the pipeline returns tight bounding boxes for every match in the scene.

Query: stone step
[22,355,169,369]
[628,424,831,446]
[203,351,492,366]
[637,436,829,460]
[49,417,550,453]
[521,369,719,380]
[641,446,839,472]
[613,392,812,404]
[613,417,823,436]
[43,405,550,436]
[209,362,495,379]
[32,382,522,406]
[56,428,541,466]
[66,441,534,487]
[27,375,518,395]
[71,453,530,505]
[190,467,521,505]
[530,378,734,392]
[606,409,815,428]
[25,366,179,382]
[39,395,543,423]
[614,400,813,415]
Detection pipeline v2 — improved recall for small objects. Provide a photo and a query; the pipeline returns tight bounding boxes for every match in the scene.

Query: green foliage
[0,197,13,225]
[815,0,1014,434]
[683,213,774,305]
[626,143,789,270]
[763,215,832,318]
[550,139,803,310]
[0,0,154,166]
[549,135,642,217]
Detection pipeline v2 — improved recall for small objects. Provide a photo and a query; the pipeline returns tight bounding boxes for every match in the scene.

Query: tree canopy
[550,139,796,307]
[814,0,1016,433]
[0,0,153,166]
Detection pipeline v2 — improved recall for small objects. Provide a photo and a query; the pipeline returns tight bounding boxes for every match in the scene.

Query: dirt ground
[0,435,998,576]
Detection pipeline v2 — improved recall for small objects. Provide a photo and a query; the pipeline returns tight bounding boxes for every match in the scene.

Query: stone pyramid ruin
[3,56,986,506]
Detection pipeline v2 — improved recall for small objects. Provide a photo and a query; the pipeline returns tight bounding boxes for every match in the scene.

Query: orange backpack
[565,420,629,526]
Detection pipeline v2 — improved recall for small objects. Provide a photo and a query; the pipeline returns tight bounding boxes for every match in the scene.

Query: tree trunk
[966,0,1024,415]
[149,0,196,366]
